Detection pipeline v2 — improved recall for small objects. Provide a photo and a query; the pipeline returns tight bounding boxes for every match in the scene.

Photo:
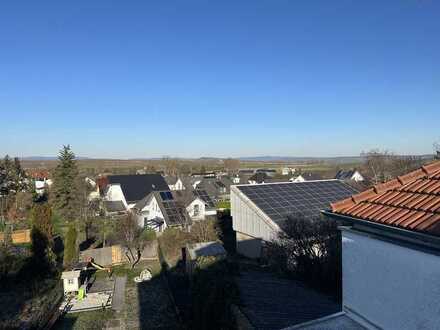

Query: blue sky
[1,1,439,159]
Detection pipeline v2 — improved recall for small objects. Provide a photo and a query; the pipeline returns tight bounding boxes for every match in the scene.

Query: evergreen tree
[31,202,56,273]
[63,224,78,268]
[52,145,80,221]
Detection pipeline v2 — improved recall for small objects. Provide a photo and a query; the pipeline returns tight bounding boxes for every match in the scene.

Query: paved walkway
[112,276,127,312]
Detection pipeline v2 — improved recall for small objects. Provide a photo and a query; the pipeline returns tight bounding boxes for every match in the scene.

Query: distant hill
[239,156,364,164]
[20,156,90,161]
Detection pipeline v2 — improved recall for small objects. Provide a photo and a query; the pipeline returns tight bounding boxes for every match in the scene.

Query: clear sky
[1,1,439,159]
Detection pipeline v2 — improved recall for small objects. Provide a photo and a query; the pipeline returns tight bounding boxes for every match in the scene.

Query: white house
[173,189,217,221]
[101,174,169,210]
[281,167,296,176]
[133,190,190,232]
[289,175,305,183]
[165,176,185,191]
[316,161,440,330]
[231,180,357,258]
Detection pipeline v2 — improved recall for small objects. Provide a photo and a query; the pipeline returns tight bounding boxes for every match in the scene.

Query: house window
[194,204,200,216]
[68,279,74,285]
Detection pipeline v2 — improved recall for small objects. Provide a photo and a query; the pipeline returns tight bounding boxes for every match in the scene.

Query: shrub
[141,228,156,242]
[158,227,192,265]
[63,224,77,268]
[190,219,219,243]
[266,214,341,300]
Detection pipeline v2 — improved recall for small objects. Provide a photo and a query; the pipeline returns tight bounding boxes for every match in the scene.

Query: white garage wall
[231,186,279,242]
[342,229,440,330]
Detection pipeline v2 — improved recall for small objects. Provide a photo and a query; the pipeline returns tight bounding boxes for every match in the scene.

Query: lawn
[54,309,115,330]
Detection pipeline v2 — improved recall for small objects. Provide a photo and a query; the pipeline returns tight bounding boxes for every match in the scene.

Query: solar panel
[194,189,216,208]
[237,180,357,225]
[160,191,174,201]
[162,200,187,225]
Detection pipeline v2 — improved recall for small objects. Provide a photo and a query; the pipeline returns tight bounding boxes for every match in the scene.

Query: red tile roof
[331,161,440,236]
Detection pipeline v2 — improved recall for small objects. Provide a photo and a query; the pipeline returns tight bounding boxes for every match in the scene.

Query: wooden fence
[80,245,125,266]
[0,229,31,244]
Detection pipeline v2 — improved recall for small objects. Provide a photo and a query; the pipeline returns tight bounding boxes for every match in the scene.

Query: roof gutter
[321,210,440,253]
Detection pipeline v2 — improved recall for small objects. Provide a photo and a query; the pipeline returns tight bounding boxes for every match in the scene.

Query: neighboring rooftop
[331,161,440,236]
[61,270,81,279]
[235,180,357,225]
[151,191,190,227]
[249,172,269,183]
[103,200,126,213]
[107,174,169,203]
[186,241,226,260]
[335,169,358,180]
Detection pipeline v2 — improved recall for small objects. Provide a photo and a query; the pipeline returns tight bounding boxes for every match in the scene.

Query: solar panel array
[194,189,216,208]
[161,200,188,226]
[237,180,357,225]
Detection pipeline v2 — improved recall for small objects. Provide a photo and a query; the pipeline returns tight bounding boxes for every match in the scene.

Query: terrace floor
[237,268,340,330]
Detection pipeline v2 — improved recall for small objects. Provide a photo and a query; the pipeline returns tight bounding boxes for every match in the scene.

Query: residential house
[248,172,269,184]
[101,174,169,209]
[191,172,216,178]
[317,161,440,330]
[238,169,255,176]
[335,169,364,182]
[29,169,52,195]
[256,168,277,177]
[133,190,190,232]
[195,177,230,202]
[173,189,217,221]
[290,172,323,182]
[232,174,253,184]
[248,173,290,185]
[165,176,185,191]
[282,167,296,176]
[231,180,357,258]
[85,177,100,200]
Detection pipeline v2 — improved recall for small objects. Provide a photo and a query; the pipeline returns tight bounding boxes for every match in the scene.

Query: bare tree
[361,149,423,184]
[190,219,219,243]
[162,156,179,176]
[361,149,393,184]
[223,158,240,174]
[118,213,143,268]
[434,141,440,160]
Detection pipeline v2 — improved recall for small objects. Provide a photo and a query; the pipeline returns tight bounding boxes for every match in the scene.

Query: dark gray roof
[335,170,356,180]
[194,189,216,208]
[218,176,233,190]
[173,189,215,209]
[249,172,269,183]
[107,174,169,203]
[236,180,358,225]
[237,269,340,330]
[103,200,126,213]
